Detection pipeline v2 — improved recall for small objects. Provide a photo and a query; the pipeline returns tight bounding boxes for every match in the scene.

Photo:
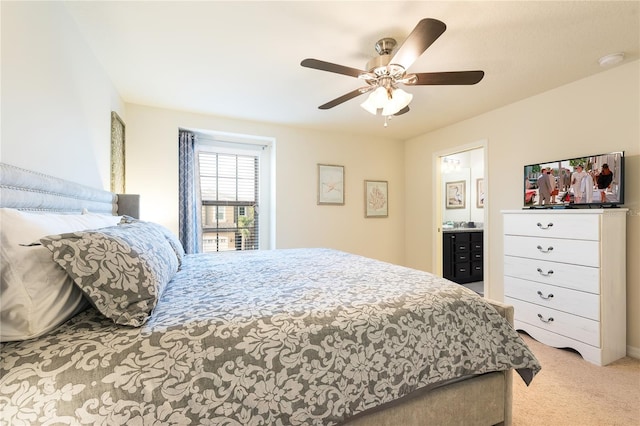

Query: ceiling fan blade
[390,18,446,70]
[410,70,485,85]
[301,58,366,78]
[318,87,372,109]
[394,106,410,116]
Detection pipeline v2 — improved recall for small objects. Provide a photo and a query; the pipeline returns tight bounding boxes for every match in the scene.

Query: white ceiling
[64,1,640,141]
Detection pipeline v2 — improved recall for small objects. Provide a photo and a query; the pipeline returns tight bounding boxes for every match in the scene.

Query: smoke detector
[598,52,625,67]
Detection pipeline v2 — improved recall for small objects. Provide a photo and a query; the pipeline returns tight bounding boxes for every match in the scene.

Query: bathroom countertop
[442,228,484,233]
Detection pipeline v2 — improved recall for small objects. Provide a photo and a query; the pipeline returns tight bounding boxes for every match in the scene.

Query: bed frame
[0,162,139,217]
[0,162,513,425]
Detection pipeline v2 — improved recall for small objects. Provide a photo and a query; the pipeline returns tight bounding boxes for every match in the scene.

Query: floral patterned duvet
[1,248,540,425]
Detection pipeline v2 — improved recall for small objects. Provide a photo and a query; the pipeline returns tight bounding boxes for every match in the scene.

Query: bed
[0,163,540,425]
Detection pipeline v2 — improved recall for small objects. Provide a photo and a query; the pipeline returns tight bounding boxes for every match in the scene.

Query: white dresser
[502,209,627,366]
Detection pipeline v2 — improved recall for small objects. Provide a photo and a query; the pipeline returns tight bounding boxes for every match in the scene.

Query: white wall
[405,60,640,353]
[125,104,406,265]
[0,1,124,189]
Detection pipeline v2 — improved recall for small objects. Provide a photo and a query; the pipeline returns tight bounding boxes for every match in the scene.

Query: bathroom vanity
[442,228,483,284]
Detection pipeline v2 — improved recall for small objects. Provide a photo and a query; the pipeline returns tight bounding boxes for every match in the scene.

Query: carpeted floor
[512,333,640,426]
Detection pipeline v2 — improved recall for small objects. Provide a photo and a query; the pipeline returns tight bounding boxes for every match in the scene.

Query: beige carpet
[512,333,640,426]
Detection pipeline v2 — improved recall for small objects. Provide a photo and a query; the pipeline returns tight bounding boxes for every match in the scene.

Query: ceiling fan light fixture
[361,87,413,116]
[382,88,413,116]
[360,86,389,115]
[360,101,379,115]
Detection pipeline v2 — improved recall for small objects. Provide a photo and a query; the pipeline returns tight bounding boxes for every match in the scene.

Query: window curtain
[178,130,202,254]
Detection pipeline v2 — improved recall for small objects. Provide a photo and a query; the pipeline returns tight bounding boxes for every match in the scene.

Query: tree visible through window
[198,152,258,252]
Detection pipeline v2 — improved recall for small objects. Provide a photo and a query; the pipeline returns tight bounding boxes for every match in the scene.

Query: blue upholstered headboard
[0,163,138,217]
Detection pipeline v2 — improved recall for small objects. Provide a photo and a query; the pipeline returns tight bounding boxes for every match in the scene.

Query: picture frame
[445,180,466,209]
[365,180,388,218]
[110,111,126,193]
[317,164,344,205]
[476,178,485,208]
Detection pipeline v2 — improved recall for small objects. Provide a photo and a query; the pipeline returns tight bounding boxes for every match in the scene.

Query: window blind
[198,151,259,252]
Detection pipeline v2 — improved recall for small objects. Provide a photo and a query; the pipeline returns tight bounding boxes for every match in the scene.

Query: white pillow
[0,208,122,342]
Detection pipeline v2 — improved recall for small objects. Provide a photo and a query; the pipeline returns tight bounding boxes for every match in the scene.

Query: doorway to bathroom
[434,143,486,296]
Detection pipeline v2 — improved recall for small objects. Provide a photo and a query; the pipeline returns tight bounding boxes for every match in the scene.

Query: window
[198,151,259,252]
[179,129,273,253]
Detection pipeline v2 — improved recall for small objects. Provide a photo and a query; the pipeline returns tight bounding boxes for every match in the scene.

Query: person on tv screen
[561,168,571,192]
[583,168,595,203]
[538,167,552,205]
[549,169,558,204]
[596,163,614,203]
[571,164,587,203]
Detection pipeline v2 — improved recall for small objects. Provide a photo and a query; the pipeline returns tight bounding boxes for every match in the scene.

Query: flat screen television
[523,151,624,208]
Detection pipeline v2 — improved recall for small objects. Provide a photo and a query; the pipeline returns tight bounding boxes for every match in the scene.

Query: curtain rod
[196,134,270,148]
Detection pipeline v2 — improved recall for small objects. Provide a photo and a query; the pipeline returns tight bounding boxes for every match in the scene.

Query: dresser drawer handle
[537,314,554,324]
[536,268,554,277]
[536,222,554,230]
[537,290,554,300]
[536,245,554,253]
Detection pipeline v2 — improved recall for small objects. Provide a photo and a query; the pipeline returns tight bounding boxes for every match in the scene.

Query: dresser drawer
[506,297,600,347]
[505,276,599,320]
[455,242,470,252]
[504,213,599,240]
[454,263,472,278]
[504,235,599,267]
[450,232,470,242]
[471,261,483,276]
[455,252,471,262]
[504,256,599,293]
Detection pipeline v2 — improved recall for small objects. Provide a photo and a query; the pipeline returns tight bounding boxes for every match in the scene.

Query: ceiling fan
[301,18,484,121]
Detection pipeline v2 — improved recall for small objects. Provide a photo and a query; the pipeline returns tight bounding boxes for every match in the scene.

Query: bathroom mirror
[441,149,484,229]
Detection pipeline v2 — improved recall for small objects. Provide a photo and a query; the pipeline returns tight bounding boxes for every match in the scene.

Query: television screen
[523,151,624,208]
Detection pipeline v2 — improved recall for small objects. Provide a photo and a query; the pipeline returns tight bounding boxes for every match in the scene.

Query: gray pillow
[120,216,185,268]
[40,221,179,327]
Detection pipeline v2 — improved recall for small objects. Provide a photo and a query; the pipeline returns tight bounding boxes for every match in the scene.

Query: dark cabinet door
[470,232,483,281]
[442,233,455,280]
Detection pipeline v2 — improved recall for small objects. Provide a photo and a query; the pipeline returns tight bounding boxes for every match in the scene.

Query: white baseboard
[627,345,640,359]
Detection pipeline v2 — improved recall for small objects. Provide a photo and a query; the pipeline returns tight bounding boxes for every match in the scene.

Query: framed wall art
[110,111,126,194]
[445,180,465,209]
[365,180,388,218]
[476,178,485,208]
[317,164,344,205]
